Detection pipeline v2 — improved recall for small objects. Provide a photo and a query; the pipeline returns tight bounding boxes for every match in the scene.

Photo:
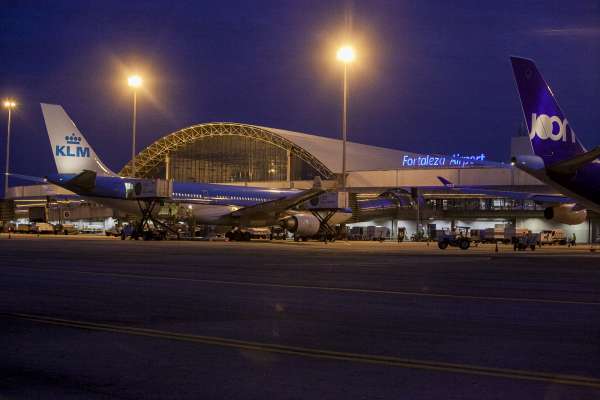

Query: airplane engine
[280,214,321,237]
[544,204,587,225]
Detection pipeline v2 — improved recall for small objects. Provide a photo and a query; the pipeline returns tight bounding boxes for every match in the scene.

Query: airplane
[436,56,599,226]
[509,56,600,219]
[436,176,587,225]
[40,103,351,240]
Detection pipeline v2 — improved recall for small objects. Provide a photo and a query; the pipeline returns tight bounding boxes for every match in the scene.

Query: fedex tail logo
[55,133,90,158]
[529,113,576,143]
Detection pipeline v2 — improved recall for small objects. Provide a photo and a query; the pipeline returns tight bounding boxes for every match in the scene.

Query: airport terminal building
[5,122,600,241]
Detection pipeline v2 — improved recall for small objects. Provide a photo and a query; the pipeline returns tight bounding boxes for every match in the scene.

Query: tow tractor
[512,231,539,251]
[438,226,471,250]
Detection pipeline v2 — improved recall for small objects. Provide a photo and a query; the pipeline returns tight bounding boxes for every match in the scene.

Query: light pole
[336,45,355,191]
[3,100,16,199]
[127,75,142,178]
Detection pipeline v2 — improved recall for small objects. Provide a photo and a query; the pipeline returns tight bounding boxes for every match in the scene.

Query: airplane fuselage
[48,173,311,226]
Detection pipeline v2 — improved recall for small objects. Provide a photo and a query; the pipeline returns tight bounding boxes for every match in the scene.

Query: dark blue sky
[1,0,599,192]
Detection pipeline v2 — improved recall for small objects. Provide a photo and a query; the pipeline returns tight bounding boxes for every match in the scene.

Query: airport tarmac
[1,236,599,399]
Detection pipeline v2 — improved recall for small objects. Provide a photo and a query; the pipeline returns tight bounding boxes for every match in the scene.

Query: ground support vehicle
[513,232,539,251]
[55,224,79,235]
[438,227,471,250]
[17,224,31,233]
[348,225,390,241]
[31,223,55,234]
[539,229,567,245]
[473,225,528,244]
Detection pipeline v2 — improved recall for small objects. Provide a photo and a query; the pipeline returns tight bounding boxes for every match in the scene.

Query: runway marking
[3,312,600,389]
[4,265,600,306]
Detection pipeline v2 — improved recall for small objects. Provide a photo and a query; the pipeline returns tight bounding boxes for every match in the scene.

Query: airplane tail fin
[41,103,116,176]
[510,56,586,166]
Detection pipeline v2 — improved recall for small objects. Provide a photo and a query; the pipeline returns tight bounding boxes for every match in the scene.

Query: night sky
[1,1,599,194]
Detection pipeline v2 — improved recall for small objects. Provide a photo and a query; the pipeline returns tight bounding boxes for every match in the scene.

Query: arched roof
[120,123,335,178]
[120,122,423,178]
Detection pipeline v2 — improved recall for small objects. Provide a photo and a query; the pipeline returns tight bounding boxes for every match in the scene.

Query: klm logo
[530,113,576,143]
[55,133,90,158]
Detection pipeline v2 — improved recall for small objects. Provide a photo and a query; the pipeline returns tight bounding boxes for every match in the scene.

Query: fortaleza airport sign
[401,153,487,168]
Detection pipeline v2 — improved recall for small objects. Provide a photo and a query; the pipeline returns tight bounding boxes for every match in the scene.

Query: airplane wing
[436,176,574,204]
[7,173,48,183]
[547,146,600,175]
[230,177,325,219]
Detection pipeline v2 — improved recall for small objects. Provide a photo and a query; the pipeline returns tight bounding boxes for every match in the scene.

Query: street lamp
[127,75,142,177]
[336,45,355,191]
[3,99,16,199]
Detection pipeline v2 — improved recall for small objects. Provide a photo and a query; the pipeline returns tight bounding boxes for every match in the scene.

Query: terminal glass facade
[144,135,321,183]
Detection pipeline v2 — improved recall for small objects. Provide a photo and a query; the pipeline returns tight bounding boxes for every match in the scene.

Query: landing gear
[225,228,252,241]
[132,199,178,240]
[311,209,338,243]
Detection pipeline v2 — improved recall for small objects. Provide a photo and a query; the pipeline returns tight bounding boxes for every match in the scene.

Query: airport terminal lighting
[3,99,16,198]
[127,75,142,177]
[336,45,355,196]
[336,45,356,63]
[127,75,143,88]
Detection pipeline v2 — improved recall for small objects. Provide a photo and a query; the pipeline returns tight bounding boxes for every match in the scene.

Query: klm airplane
[41,103,351,240]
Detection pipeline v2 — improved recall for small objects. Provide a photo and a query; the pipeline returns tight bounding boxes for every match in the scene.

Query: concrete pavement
[1,237,599,399]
